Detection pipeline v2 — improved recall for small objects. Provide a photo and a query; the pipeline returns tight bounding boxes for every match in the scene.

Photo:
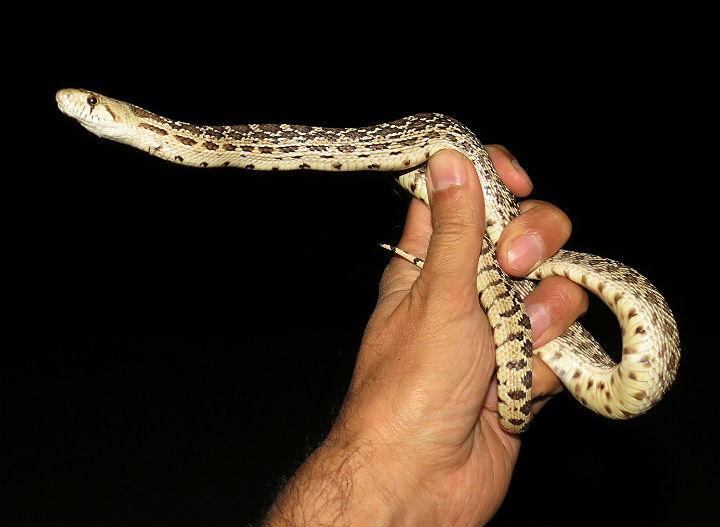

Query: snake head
[56,88,136,143]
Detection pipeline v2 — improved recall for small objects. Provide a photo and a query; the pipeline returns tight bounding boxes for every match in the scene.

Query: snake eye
[87,96,98,106]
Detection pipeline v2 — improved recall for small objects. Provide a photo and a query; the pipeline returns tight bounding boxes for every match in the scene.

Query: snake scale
[56,88,680,433]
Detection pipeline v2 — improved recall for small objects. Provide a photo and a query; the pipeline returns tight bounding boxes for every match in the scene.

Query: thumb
[419,149,486,300]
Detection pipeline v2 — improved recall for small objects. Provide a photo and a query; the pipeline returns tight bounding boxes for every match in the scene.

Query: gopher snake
[56,88,680,433]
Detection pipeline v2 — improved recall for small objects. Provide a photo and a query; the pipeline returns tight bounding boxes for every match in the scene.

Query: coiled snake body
[56,88,680,433]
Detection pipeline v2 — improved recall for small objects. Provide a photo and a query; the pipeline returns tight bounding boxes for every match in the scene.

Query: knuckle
[436,217,478,239]
[544,276,588,317]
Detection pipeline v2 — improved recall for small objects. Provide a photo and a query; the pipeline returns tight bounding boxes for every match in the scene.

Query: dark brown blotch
[521,339,533,358]
[518,313,532,329]
[174,135,197,146]
[507,390,527,400]
[506,359,528,371]
[259,123,282,133]
[500,304,521,318]
[521,371,532,389]
[139,122,168,136]
[170,121,204,135]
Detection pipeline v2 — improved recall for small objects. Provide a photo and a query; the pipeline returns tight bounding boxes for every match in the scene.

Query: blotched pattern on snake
[56,88,680,433]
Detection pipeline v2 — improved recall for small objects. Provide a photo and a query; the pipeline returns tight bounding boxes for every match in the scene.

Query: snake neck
[122,105,459,170]
[126,107,519,237]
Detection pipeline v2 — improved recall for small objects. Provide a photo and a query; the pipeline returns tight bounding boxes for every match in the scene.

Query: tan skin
[264,147,587,526]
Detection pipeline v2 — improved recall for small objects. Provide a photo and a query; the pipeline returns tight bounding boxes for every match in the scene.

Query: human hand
[265,147,586,526]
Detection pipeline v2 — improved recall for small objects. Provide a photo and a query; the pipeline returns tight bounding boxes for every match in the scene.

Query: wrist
[264,433,436,526]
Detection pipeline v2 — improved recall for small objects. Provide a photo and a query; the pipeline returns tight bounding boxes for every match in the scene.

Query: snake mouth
[56,89,99,124]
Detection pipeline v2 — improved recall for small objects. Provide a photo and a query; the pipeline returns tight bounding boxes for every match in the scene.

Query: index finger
[485,144,533,197]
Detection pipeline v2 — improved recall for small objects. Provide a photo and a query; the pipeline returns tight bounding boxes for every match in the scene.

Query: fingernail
[428,152,467,192]
[525,302,550,340]
[507,234,543,274]
[511,158,532,188]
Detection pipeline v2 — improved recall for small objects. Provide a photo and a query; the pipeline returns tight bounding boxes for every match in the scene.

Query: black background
[5,19,716,527]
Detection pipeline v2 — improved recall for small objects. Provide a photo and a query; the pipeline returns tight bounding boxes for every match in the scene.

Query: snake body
[56,88,680,433]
